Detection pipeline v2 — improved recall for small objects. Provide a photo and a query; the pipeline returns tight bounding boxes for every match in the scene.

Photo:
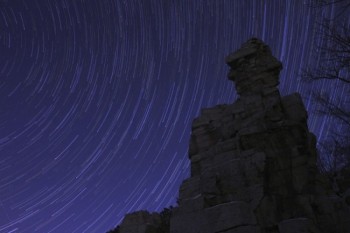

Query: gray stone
[281,93,308,122]
[111,38,350,233]
[118,211,161,233]
[170,207,204,233]
[204,201,257,232]
[172,38,349,233]
[278,218,320,233]
[223,226,261,233]
[178,176,201,200]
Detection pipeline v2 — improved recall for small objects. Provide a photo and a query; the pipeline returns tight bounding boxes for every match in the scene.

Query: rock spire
[109,38,350,233]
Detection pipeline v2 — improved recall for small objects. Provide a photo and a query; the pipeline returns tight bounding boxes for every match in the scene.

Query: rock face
[110,38,350,233]
[114,211,161,233]
[108,208,172,233]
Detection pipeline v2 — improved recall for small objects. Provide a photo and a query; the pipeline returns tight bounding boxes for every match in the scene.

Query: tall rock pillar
[170,38,350,233]
[111,38,350,233]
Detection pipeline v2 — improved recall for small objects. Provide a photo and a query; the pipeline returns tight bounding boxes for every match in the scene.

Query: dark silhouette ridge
[108,38,350,233]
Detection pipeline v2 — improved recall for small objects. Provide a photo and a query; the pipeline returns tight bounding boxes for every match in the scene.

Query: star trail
[0,1,349,232]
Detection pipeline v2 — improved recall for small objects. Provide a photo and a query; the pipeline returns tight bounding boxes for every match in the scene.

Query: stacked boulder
[110,38,350,233]
[108,211,161,233]
[170,38,350,233]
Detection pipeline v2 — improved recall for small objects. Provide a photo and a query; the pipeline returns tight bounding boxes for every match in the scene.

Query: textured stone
[118,211,161,233]
[170,38,350,233]
[278,218,320,233]
[178,176,200,200]
[225,38,282,96]
[109,38,350,233]
[204,201,257,232]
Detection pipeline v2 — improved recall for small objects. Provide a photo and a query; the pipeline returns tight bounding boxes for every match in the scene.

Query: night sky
[1,1,349,232]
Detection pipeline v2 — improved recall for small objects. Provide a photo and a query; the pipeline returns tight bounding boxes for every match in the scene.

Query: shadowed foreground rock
[108,38,350,233]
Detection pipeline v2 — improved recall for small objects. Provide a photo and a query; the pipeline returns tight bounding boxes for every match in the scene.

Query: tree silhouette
[302,0,350,176]
[309,0,350,8]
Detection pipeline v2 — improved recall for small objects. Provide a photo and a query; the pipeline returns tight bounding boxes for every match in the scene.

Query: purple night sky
[0,0,349,232]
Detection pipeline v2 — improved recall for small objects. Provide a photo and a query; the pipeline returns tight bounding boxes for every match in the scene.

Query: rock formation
[108,38,350,233]
[107,208,171,233]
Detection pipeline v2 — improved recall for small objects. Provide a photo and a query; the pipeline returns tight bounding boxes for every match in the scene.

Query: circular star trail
[0,1,348,232]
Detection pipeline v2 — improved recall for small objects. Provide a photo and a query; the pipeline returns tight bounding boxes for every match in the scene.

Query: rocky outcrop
[108,208,172,233]
[109,38,350,233]
[111,211,161,233]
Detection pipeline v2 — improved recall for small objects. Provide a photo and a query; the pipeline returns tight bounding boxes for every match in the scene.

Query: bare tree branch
[301,19,350,84]
[302,2,350,173]
[308,0,350,10]
[312,92,350,126]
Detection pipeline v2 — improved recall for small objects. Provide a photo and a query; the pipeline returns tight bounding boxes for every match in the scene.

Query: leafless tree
[308,0,350,9]
[302,0,350,176]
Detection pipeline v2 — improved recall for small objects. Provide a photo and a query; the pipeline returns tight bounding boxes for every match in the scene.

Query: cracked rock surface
[110,38,350,233]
